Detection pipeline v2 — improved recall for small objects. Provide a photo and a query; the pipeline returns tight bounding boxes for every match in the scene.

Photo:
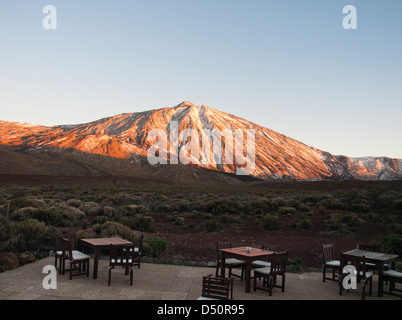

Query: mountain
[0,101,401,181]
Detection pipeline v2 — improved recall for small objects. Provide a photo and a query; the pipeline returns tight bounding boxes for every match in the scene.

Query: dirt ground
[151,211,391,269]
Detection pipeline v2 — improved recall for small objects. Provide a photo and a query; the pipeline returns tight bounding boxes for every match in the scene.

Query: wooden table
[80,237,133,279]
[343,249,399,297]
[220,247,274,293]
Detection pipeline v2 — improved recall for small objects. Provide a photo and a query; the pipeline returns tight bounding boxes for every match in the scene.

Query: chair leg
[268,276,273,296]
[369,278,372,296]
[282,274,286,292]
[215,262,220,277]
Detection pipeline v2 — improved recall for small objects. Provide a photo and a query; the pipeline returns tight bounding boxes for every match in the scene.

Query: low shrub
[261,214,279,231]
[279,207,297,215]
[77,221,138,242]
[9,218,51,251]
[144,237,168,258]
[131,215,155,232]
[378,233,402,257]
[287,257,304,273]
[298,218,312,230]
[203,220,222,233]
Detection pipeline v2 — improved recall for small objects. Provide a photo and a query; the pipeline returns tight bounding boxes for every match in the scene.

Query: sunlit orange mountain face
[0,101,401,181]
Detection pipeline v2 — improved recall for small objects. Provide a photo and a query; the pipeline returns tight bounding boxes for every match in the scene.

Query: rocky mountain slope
[0,101,401,181]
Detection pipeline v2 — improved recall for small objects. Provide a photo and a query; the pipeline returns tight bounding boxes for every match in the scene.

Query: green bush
[145,237,168,257]
[32,209,63,226]
[279,207,297,215]
[77,221,138,242]
[0,216,11,241]
[9,218,50,251]
[119,205,150,216]
[131,215,155,233]
[262,214,279,231]
[378,233,402,257]
[203,220,222,233]
[9,197,44,211]
[287,257,303,273]
[299,218,312,230]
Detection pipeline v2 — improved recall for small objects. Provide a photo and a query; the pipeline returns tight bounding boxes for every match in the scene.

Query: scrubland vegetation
[0,181,401,271]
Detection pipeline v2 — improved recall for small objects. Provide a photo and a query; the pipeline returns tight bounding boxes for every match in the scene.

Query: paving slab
[0,257,399,300]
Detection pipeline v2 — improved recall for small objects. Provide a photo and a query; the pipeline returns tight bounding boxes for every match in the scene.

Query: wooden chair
[215,241,245,281]
[252,244,280,269]
[383,269,402,300]
[321,243,340,282]
[339,252,373,300]
[253,251,288,296]
[197,274,234,300]
[61,237,90,280]
[108,244,135,286]
[54,233,78,274]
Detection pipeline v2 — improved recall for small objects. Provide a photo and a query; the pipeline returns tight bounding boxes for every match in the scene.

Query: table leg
[245,261,251,293]
[377,262,384,297]
[93,248,100,279]
[220,252,226,278]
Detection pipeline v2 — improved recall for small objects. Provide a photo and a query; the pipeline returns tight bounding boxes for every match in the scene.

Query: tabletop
[343,249,399,262]
[81,237,133,247]
[220,247,274,259]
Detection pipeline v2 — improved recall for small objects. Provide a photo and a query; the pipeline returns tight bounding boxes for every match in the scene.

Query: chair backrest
[340,253,368,280]
[216,241,232,261]
[201,274,234,300]
[261,244,280,252]
[322,244,336,263]
[56,233,76,250]
[271,251,288,275]
[60,237,73,261]
[110,244,133,267]
[358,244,380,252]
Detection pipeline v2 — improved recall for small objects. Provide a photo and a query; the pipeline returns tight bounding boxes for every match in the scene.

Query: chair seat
[384,269,402,279]
[252,260,271,268]
[196,296,219,300]
[225,258,245,266]
[56,250,80,256]
[254,266,271,275]
[360,271,373,278]
[325,260,340,267]
[70,251,90,261]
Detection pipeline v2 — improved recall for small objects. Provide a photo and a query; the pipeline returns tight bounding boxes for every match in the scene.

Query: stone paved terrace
[0,257,399,300]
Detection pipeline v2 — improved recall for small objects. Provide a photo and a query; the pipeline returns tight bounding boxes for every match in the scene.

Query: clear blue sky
[1,0,401,158]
